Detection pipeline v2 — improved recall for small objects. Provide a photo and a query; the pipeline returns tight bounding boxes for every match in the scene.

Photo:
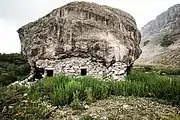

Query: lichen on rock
[17,1,141,80]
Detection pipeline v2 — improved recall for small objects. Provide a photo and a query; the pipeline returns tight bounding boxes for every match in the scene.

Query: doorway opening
[35,68,45,79]
[81,68,87,76]
[46,70,54,77]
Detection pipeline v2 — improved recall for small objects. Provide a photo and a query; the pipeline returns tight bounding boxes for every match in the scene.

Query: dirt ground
[50,96,180,120]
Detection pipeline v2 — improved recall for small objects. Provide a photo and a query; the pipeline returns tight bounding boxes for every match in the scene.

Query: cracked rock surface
[18,1,141,79]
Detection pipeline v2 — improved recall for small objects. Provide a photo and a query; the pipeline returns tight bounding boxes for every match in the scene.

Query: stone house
[17,1,141,80]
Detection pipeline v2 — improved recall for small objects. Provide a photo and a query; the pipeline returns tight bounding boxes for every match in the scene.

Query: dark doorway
[46,70,53,77]
[81,68,87,76]
[126,64,133,75]
[35,68,44,79]
[39,68,45,75]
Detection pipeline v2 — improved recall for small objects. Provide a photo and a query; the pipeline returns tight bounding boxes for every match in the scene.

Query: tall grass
[133,65,180,75]
[28,72,180,106]
[0,85,50,120]
[125,72,180,104]
[160,68,180,75]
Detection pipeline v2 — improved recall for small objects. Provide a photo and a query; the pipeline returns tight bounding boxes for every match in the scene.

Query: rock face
[17,1,141,79]
[137,4,180,66]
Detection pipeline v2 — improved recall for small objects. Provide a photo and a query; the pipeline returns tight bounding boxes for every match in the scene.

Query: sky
[0,0,179,53]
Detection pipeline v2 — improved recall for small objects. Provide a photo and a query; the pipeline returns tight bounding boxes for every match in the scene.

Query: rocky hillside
[136,4,180,67]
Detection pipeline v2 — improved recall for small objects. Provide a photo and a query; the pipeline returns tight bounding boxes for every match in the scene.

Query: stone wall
[36,57,127,79]
[18,1,141,80]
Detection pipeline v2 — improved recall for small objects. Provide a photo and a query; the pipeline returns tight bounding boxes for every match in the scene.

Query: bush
[160,68,180,75]
[143,40,150,46]
[71,90,83,110]
[28,76,110,106]
[0,85,51,119]
[160,34,175,47]
[125,72,180,105]
[28,72,180,107]
[85,87,93,105]
[0,53,31,86]
[0,74,17,86]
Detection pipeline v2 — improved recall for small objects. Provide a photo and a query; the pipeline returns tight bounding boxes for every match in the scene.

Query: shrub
[85,87,93,105]
[0,85,51,119]
[1,70,179,118]
[71,90,83,110]
[0,53,31,86]
[28,72,180,107]
[125,72,180,105]
[143,40,150,46]
[160,68,180,75]
[160,34,175,47]
[0,74,17,86]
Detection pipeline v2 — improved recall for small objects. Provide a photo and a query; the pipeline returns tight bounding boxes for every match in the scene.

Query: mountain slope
[136,4,180,67]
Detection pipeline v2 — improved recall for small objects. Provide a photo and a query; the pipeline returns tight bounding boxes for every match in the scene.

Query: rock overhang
[17,1,141,80]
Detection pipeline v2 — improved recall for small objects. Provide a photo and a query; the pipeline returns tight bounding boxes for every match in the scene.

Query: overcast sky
[0,0,179,53]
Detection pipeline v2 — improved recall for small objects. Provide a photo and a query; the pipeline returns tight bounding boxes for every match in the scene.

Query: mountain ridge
[136,4,180,67]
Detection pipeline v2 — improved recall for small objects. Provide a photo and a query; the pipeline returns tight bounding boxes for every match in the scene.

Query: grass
[28,71,180,107]
[126,72,180,104]
[0,85,51,120]
[133,65,180,75]
[1,70,180,119]
[160,68,180,75]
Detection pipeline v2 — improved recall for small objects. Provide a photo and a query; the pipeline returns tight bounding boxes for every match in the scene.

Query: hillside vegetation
[28,72,180,106]
[1,70,180,119]
[0,53,179,119]
[0,53,30,86]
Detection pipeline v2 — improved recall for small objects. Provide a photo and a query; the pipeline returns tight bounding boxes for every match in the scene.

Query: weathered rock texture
[17,1,141,79]
[136,4,180,67]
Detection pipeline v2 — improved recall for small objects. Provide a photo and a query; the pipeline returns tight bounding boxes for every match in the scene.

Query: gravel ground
[50,96,180,120]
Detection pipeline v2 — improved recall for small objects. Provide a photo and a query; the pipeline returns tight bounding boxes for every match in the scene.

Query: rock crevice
[18,1,141,80]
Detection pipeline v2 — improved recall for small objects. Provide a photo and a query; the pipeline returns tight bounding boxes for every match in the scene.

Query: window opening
[81,68,87,76]
[46,70,53,77]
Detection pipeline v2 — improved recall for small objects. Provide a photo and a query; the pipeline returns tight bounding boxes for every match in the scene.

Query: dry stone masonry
[17,1,141,80]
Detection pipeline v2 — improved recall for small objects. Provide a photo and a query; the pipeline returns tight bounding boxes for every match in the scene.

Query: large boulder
[17,1,141,79]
